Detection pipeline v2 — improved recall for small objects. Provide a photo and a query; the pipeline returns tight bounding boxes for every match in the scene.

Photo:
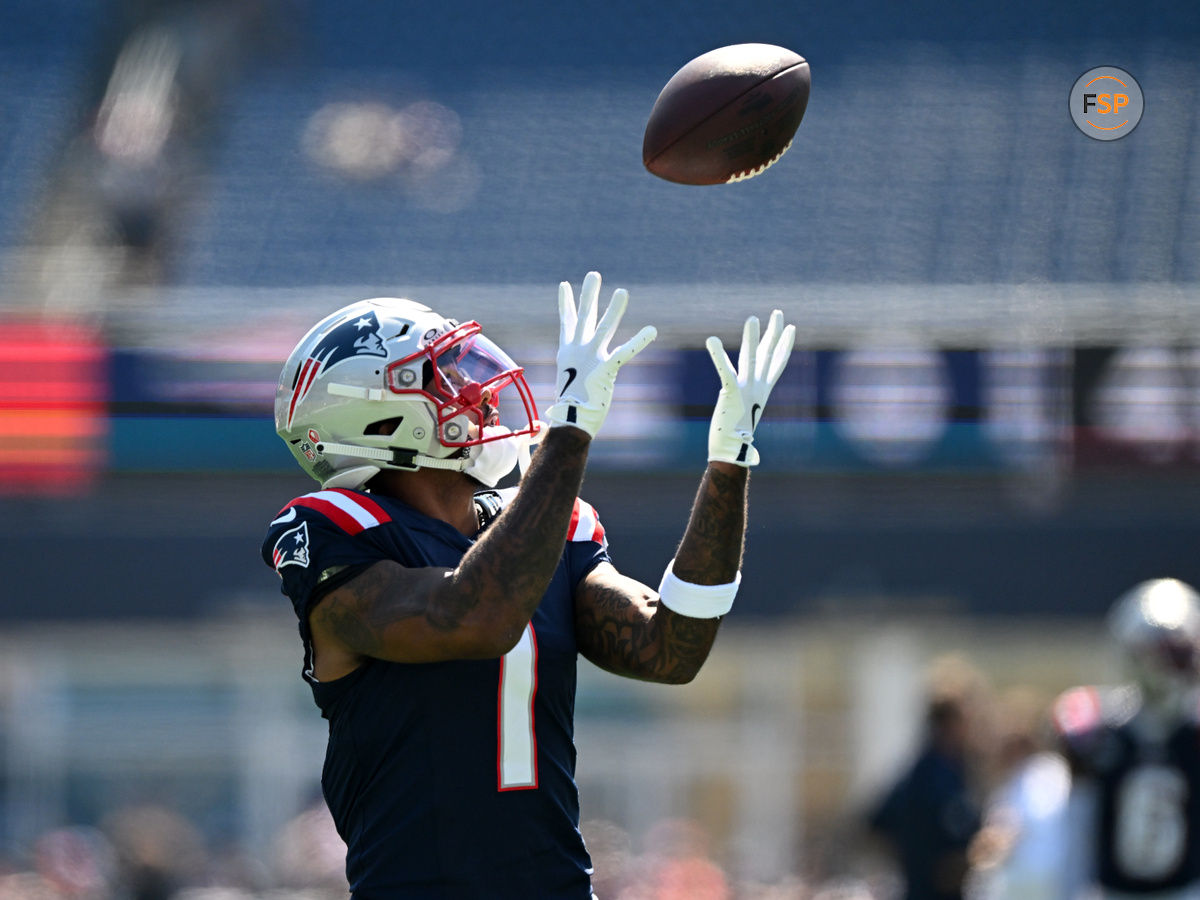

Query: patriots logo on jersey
[272,521,311,570]
[286,310,387,427]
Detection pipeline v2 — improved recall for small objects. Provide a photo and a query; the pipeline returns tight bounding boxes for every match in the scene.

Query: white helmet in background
[275,297,541,489]
[1108,577,1200,708]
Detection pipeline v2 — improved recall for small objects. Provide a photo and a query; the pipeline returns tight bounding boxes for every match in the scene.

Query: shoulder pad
[1052,685,1103,737]
[473,489,505,531]
[568,497,606,545]
[473,487,520,531]
[273,488,392,535]
[1052,684,1138,738]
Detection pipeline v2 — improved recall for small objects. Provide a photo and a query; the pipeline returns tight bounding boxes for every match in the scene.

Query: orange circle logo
[1070,66,1143,140]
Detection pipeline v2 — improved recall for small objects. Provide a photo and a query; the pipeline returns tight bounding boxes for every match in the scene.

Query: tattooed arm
[308,427,590,678]
[575,462,748,684]
[575,308,790,684]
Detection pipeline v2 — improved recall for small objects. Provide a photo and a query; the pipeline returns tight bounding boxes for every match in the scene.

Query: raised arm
[576,310,795,684]
[308,272,656,674]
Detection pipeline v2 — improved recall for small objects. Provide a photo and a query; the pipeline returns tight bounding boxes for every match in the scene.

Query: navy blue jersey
[1055,685,1200,894]
[261,486,611,898]
[868,743,981,900]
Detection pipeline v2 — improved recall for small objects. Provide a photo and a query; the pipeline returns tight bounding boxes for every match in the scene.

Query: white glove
[545,271,657,438]
[706,309,796,466]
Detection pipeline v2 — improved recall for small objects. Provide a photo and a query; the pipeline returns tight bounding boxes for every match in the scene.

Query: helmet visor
[385,321,539,446]
[428,332,517,402]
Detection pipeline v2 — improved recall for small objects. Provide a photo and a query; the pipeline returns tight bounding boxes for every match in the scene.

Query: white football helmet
[276,297,541,489]
[1108,577,1200,706]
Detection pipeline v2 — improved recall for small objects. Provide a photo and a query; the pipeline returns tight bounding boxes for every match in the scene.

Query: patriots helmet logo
[286,310,387,427]
[272,521,311,571]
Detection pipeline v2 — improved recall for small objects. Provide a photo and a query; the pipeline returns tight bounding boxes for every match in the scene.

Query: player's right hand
[545,271,657,439]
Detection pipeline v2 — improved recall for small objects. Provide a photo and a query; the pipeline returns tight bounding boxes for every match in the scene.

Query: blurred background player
[261,271,795,897]
[1054,578,1200,899]
[866,655,990,900]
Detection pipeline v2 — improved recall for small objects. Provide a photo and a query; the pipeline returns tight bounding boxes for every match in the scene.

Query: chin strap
[318,421,546,490]
[314,439,467,472]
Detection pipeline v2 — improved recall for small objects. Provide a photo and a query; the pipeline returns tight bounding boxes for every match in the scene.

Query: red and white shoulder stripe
[275,488,392,535]
[568,498,606,546]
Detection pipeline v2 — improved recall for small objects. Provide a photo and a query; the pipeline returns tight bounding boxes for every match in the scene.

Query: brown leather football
[643,43,810,185]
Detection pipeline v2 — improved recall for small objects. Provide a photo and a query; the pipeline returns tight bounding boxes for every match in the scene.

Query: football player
[1054,578,1200,899]
[261,271,795,898]
[867,661,988,900]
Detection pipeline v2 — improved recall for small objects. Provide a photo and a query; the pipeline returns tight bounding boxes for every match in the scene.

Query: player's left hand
[706,310,796,467]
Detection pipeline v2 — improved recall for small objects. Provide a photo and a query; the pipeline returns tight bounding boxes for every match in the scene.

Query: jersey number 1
[497,624,538,791]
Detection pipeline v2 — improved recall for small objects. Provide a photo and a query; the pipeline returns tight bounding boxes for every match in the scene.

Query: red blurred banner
[0,318,108,494]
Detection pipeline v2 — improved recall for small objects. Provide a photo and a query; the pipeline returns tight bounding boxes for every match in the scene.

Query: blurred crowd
[0,801,348,900]
[0,667,1066,900]
[0,627,1183,900]
[0,803,871,900]
[0,585,1193,900]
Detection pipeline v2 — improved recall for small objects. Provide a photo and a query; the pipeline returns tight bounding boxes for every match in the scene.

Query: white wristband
[656,559,741,619]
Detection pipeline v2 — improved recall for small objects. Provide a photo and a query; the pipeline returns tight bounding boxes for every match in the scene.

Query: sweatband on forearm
[656,559,741,619]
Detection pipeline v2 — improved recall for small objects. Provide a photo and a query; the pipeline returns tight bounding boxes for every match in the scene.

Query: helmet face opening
[385,321,538,448]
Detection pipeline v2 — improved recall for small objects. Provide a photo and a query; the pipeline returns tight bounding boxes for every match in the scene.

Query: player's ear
[365,417,403,436]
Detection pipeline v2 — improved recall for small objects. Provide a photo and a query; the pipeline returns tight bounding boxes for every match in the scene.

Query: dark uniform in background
[1055,683,1200,896]
[1053,577,1200,899]
[869,693,983,900]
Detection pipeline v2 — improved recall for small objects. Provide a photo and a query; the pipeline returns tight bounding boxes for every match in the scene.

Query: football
[642,43,810,185]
